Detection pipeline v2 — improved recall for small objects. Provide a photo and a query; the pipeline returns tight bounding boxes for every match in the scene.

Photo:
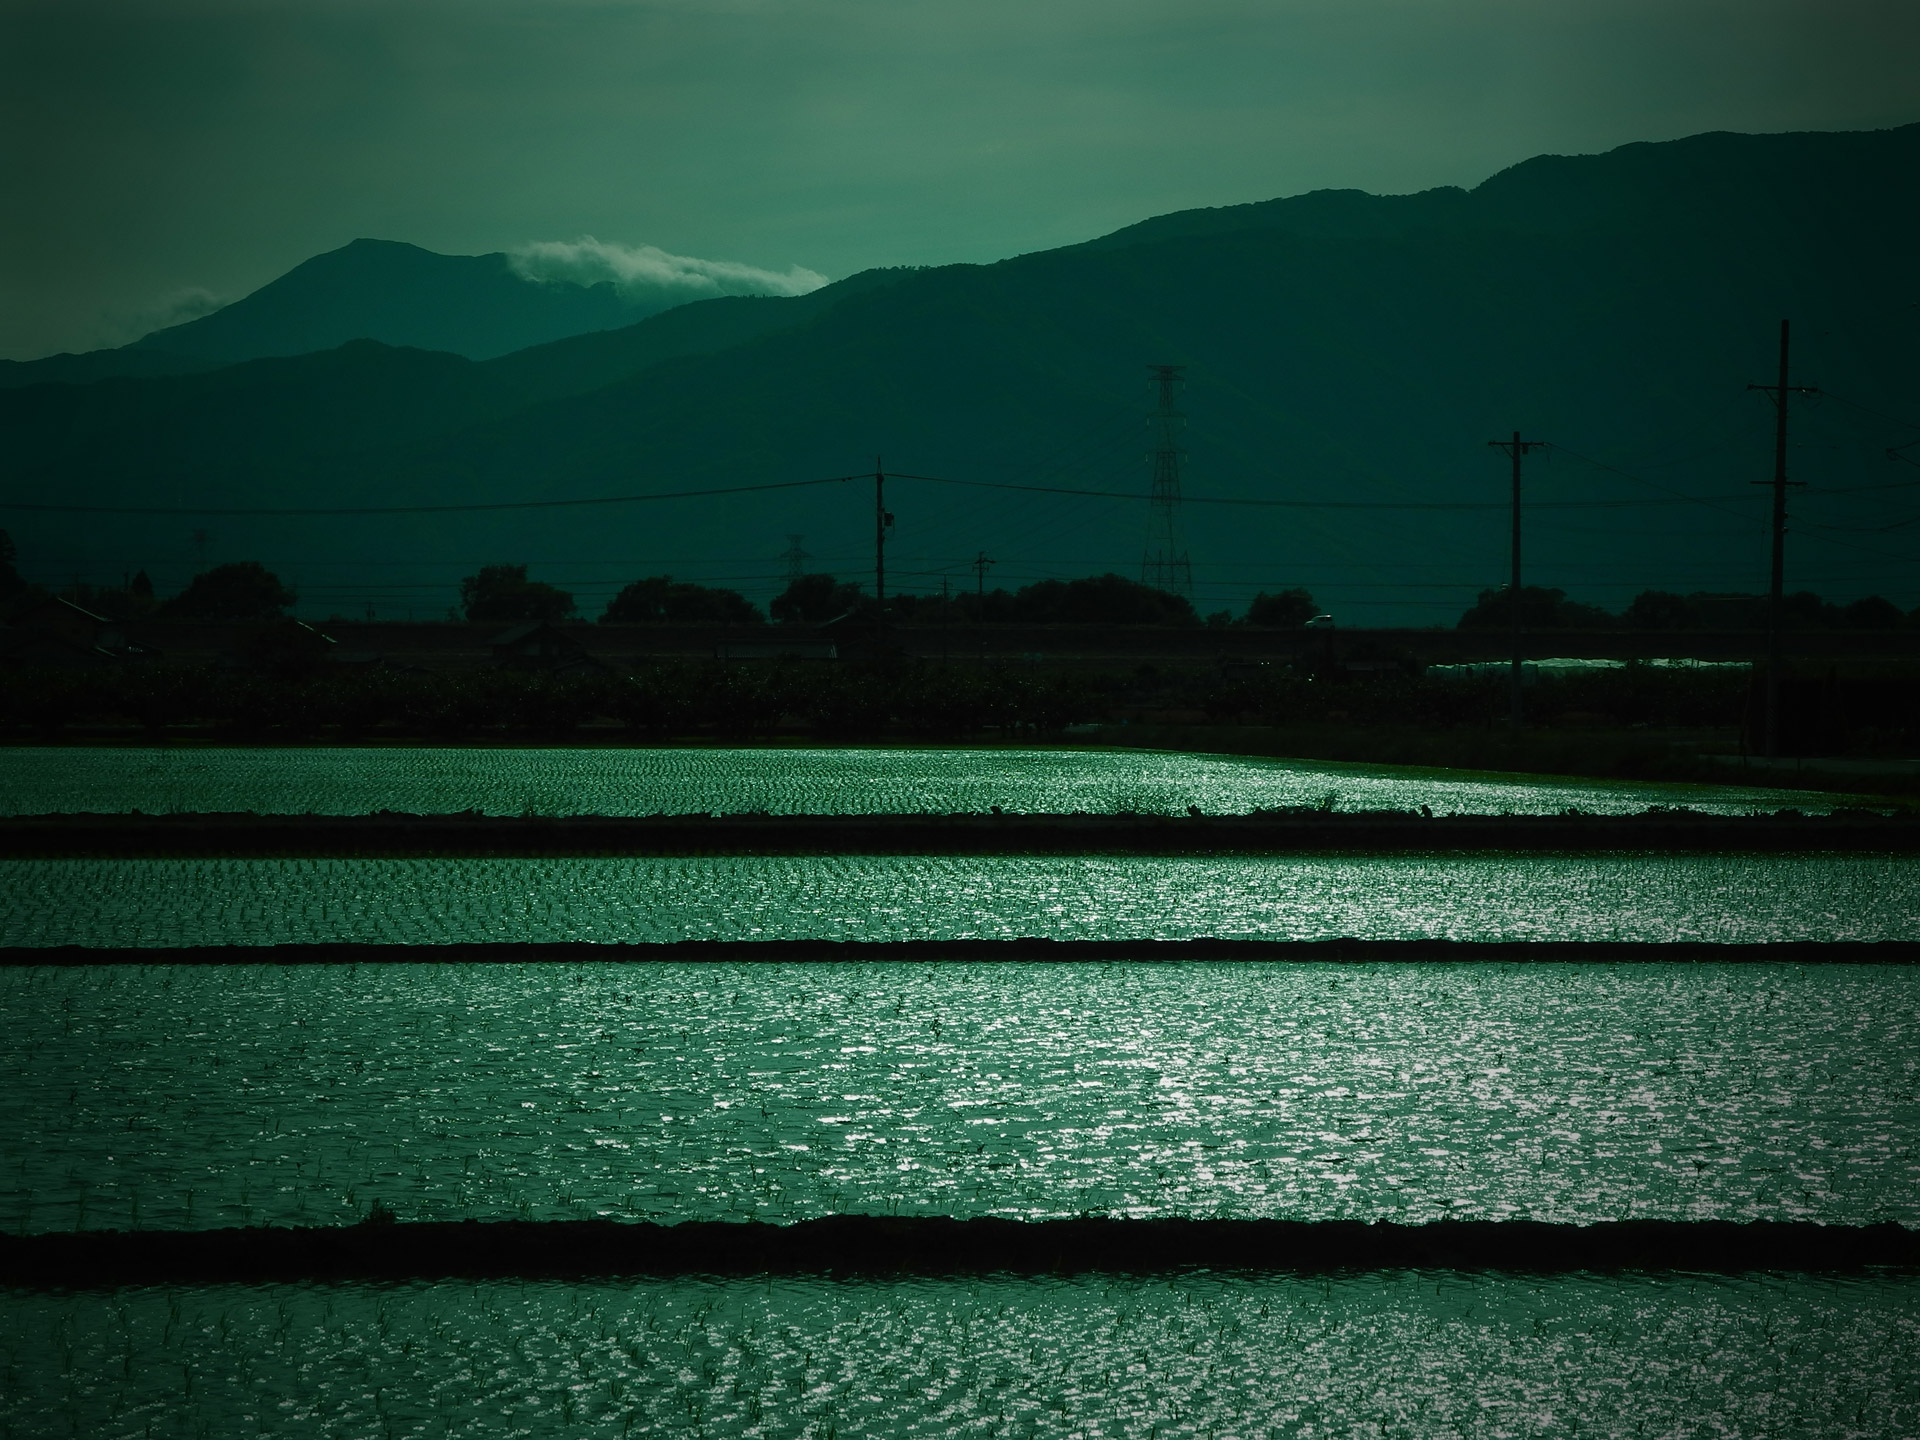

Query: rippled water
[3,1272,1913,1438]
[5,962,1914,1233]
[0,745,1854,817]
[3,853,1913,948]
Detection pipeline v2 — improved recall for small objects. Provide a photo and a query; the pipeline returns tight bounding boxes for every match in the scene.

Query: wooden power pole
[1747,321,1817,758]
[1487,431,1547,725]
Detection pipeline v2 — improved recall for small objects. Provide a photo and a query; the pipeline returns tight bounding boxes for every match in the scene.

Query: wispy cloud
[509,237,827,301]
[129,286,226,338]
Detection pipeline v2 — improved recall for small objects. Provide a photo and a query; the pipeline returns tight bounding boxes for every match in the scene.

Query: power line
[895,471,1760,511]
[3,465,1800,518]
[0,476,853,517]
[1142,364,1192,599]
[1817,390,1920,435]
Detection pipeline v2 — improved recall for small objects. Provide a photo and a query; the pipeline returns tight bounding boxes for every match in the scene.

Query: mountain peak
[128,239,650,363]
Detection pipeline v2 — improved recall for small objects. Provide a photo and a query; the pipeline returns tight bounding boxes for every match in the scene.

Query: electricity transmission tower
[781,534,810,582]
[1141,365,1192,599]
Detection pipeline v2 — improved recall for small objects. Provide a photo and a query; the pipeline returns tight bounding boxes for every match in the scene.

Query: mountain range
[4,123,1916,624]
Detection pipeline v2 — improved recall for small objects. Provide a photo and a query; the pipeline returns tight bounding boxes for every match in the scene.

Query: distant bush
[459,564,575,623]
[158,562,295,621]
[0,658,1110,742]
[1611,588,1907,631]
[771,574,869,625]
[1240,588,1316,628]
[1002,573,1197,626]
[1194,660,1752,731]
[0,530,23,606]
[602,577,763,625]
[1457,586,1613,630]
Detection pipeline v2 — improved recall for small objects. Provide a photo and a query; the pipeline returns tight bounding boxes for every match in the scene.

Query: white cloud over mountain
[510,238,826,302]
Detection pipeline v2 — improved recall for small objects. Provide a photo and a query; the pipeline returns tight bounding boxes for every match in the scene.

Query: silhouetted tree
[0,531,23,604]
[772,574,868,624]
[1840,595,1903,629]
[1622,589,1693,629]
[601,576,763,624]
[1457,585,1614,629]
[459,564,575,623]
[158,562,296,620]
[950,587,1020,623]
[1781,590,1835,629]
[1010,573,1197,625]
[1240,588,1317,627]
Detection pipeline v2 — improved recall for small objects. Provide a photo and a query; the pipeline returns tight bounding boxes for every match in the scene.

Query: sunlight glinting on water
[0,853,1910,947]
[0,745,1858,817]
[3,1273,1915,1438]
[4,962,1914,1233]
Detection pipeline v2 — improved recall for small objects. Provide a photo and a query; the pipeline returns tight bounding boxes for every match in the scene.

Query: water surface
[5,962,1913,1233]
[0,745,1854,817]
[3,1272,1912,1437]
[3,853,1912,948]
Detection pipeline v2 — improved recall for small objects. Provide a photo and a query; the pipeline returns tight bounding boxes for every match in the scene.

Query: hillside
[4,124,1916,624]
[0,238,754,388]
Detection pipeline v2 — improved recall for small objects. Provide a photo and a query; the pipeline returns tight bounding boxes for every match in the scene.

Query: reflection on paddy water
[3,1272,1914,1438]
[1,852,1913,947]
[0,744,1857,817]
[4,745,1903,1436]
[4,962,1914,1233]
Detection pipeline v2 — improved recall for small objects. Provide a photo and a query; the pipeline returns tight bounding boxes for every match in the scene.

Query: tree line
[0,650,1800,746]
[1456,584,1920,631]
[6,529,1915,632]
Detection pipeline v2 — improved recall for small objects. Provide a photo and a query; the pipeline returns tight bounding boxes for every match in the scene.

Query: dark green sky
[2,0,1916,361]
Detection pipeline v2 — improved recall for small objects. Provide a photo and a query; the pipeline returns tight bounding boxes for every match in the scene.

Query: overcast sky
[3,0,1916,360]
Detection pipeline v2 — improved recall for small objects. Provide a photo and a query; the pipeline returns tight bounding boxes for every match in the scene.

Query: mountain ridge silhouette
[3,122,1914,622]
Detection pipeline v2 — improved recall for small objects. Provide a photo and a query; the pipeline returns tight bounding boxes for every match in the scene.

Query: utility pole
[973,551,994,601]
[873,457,894,620]
[1486,431,1547,726]
[1747,319,1818,759]
[1142,365,1193,598]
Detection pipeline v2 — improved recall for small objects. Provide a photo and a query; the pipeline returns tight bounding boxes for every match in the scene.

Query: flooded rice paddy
[3,1271,1914,1438]
[0,744,1858,817]
[5,745,1911,1433]
[2,852,1913,948]
[5,963,1914,1233]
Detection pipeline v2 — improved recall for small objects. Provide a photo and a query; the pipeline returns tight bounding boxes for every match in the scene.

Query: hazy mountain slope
[0,269,916,502]
[3,344,519,498]
[477,266,917,398]
[0,348,223,390]
[5,124,1915,620]
[0,240,853,390]
[1080,124,1920,250]
[123,239,659,364]
[291,122,1915,607]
